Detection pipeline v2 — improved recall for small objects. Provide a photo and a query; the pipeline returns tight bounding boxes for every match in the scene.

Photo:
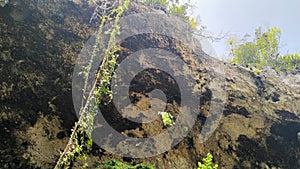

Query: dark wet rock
[270,121,300,143]
[275,110,299,120]
[236,135,268,165]
[252,74,265,96]
[56,131,66,139]
[223,105,250,118]
[0,0,95,168]
[271,92,280,102]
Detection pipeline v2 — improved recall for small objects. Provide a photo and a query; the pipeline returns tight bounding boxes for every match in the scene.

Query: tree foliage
[228,27,299,72]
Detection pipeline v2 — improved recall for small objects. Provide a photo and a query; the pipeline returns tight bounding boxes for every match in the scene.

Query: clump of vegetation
[97,159,154,169]
[197,153,218,169]
[275,53,300,71]
[158,111,175,126]
[142,0,198,30]
[142,0,169,8]
[227,26,300,72]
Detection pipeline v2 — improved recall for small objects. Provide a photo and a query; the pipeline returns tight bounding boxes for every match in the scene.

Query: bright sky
[189,0,300,58]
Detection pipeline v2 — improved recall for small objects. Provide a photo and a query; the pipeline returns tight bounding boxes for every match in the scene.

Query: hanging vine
[54,0,130,168]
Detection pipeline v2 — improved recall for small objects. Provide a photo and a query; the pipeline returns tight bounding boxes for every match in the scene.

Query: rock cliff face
[0,1,299,169]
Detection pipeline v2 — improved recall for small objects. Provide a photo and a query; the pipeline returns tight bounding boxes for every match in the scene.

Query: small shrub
[97,159,154,169]
[158,111,175,126]
[197,153,218,169]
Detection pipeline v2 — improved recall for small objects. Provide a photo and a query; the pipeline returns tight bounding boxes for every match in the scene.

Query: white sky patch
[185,0,300,59]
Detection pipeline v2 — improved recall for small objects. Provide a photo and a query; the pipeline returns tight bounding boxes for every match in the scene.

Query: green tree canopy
[228,27,299,72]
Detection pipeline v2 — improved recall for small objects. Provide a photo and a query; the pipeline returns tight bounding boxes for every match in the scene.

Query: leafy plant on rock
[158,111,175,126]
[97,159,154,169]
[197,153,218,169]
